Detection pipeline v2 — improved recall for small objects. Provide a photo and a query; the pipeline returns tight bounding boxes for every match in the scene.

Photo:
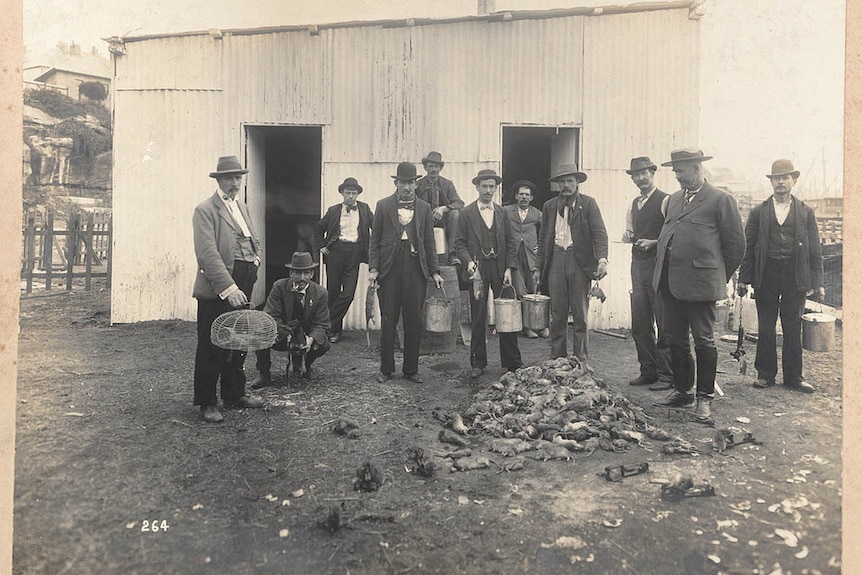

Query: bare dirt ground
[14,283,842,575]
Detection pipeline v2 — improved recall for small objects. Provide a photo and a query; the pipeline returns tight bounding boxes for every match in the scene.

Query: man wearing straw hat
[368,162,444,383]
[416,151,464,264]
[621,156,673,391]
[192,155,265,423]
[652,148,745,422]
[536,162,609,361]
[737,159,824,393]
[453,168,523,379]
[315,177,374,344]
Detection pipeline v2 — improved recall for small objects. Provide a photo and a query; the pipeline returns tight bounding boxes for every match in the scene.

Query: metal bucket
[522,293,550,331]
[493,285,522,333]
[424,285,452,333]
[802,312,836,352]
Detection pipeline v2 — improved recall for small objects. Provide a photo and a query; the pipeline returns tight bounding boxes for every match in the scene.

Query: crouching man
[252,252,331,385]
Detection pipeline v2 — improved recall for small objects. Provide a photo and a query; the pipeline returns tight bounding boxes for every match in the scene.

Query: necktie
[684,190,696,206]
[479,204,492,211]
[398,202,414,210]
[559,200,575,223]
[344,204,358,213]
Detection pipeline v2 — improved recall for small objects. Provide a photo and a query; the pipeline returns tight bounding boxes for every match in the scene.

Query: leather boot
[695,347,718,397]
[693,397,712,421]
[250,370,272,389]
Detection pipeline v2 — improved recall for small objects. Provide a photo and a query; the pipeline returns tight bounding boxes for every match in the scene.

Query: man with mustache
[738,160,824,393]
[416,151,464,264]
[652,149,745,422]
[192,156,265,423]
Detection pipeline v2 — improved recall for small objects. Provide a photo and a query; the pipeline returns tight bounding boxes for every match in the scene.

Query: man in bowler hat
[453,169,523,379]
[652,148,745,422]
[192,155,265,423]
[738,159,824,393]
[315,177,374,343]
[368,162,444,383]
[536,162,609,360]
[621,157,674,390]
[416,151,464,264]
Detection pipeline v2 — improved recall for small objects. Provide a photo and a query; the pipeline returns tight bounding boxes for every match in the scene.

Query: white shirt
[339,204,360,242]
[518,207,529,222]
[478,202,495,228]
[622,188,669,243]
[219,193,253,238]
[772,196,792,225]
[554,205,573,249]
[398,207,414,239]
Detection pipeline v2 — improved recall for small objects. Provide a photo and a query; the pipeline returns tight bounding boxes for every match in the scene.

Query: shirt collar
[478,201,494,210]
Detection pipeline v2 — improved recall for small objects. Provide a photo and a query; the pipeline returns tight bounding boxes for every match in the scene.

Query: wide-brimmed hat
[338,177,363,194]
[661,148,713,167]
[285,252,319,270]
[472,169,503,186]
[550,162,587,183]
[511,179,538,195]
[766,159,800,179]
[209,155,248,178]
[625,156,658,175]
[421,151,445,167]
[391,162,419,181]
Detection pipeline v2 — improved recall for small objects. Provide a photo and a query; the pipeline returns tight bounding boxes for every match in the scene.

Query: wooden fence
[21,206,112,292]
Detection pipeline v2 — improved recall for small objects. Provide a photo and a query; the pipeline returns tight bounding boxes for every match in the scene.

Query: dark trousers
[511,243,537,298]
[434,209,460,261]
[659,261,716,398]
[194,260,258,406]
[325,240,362,334]
[548,246,591,359]
[754,258,806,384]
[470,259,522,370]
[631,257,672,382]
[255,337,330,373]
[378,241,426,375]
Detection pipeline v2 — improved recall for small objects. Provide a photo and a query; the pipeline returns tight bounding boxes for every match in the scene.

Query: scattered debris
[713,429,762,452]
[794,546,809,559]
[602,518,622,528]
[279,528,289,538]
[541,535,585,550]
[354,461,384,492]
[736,416,751,424]
[660,474,716,501]
[407,446,436,478]
[773,528,799,547]
[291,489,305,498]
[599,462,650,482]
[661,437,697,455]
[707,554,721,564]
[320,505,342,533]
[332,417,360,439]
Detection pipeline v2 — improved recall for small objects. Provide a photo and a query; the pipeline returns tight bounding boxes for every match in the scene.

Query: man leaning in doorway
[192,155,266,423]
[368,162,444,383]
[738,159,824,394]
[621,156,674,391]
[416,151,464,264]
[536,162,609,361]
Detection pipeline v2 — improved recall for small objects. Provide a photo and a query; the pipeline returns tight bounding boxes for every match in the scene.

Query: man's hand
[634,239,657,252]
[368,269,379,285]
[227,290,248,308]
[531,270,541,291]
[305,335,314,349]
[432,206,448,222]
[595,260,608,280]
[466,261,478,277]
[320,246,330,256]
[807,287,826,301]
[503,268,512,286]
[738,283,749,297]
[432,272,445,289]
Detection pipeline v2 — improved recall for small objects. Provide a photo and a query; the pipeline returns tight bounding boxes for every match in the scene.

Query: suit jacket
[263,280,330,344]
[415,175,464,210]
[314,201,374,263]
[738,196,822,292]
[453,201,518,279]
[368,194,440,281]
[504,204,542,272]
[652,181,746,301]
[192,191,261,300]
[537,193,608,283]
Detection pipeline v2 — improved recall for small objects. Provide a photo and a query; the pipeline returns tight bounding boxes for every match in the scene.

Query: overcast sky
[23,0,846,198]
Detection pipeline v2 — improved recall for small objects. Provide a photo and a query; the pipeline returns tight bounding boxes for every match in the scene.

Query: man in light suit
[652,148,745,422]
[504,179,547,338]
[192,155,265,423]
[315,177,374,344]
[368,162,444,383]
[453,169,523,379]
[536,163,609,360]
[416,151,464,264]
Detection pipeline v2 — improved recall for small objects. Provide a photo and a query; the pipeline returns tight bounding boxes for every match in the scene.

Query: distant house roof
[25,54,111,82]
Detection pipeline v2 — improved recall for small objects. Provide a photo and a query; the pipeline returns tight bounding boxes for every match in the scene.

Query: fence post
[65,211,76,290]
[106,212,113,289]
[44,209,54,291]
[24,211,36,294]
[84,211,94,290]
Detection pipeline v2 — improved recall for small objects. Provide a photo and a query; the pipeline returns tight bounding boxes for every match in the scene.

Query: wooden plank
[24,212,36,294]
[85,212,93,290]
[44,210,54,291]
[106,214,113,288]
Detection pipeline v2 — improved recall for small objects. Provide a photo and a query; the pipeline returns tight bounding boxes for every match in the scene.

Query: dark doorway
[501,126,580,207]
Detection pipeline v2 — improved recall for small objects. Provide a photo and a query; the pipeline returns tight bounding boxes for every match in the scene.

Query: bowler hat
[209,155,248,178]
[338,177,363,194]
[625,156,658,175]
[472,169,503,186]
[766,159,800,179]
[421,151,445,167]
[285,252,319,270]
[550,162,587,183]
[661,148,713,167]
[391,162,419,181]
[511,179,538,195]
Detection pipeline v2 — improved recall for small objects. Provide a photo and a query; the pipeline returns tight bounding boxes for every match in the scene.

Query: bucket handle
[500,284,518,301]
[430,284,448,301]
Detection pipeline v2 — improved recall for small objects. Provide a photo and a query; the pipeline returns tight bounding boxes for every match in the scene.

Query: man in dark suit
[368,162,444,383]
[416,151,464,264]
[536,163,609,361]
[453,169,523,378]
[256,252,331,382]
[504,179,547,338]
[738,159,824,393]
[192,155,265,423]
[652,148,745,422]
[621,157,673,390]
[314,177,374,344]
